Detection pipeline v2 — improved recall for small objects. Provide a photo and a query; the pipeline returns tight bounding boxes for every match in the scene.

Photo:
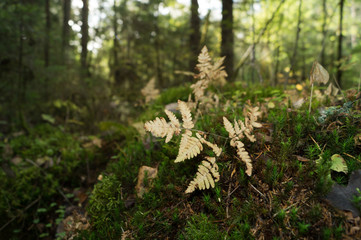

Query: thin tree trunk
[113,0,118,82]
[350,0,356,48]
[320,0,328,66]
[81,0,89,76]
[44,0,50,99]
[62,0,71,65]
[189,0,200,72]
[234,0,285,80]
[285,0,302,86]
[273,13,284,86]
[221,0,234,81]
[200,10,211,46]
[336,0,344,88]
[18,5,24,108]
[251,0,256,82]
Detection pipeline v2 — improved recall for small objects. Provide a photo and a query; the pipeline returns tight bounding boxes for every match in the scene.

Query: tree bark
[350,0,356,48]
[62,0,71,65]
[81,0,89,76]
[320,0,327,66]
[221,0,234,81]
[285,0,302,86]
[336,0,344,88]
[273,13,284,86]
[113,0,119,82]
[189,0,200,72]
[44,0,50,99]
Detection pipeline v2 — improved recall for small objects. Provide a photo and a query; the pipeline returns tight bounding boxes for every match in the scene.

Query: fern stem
[182,127,229,140]
[308,83,314,113]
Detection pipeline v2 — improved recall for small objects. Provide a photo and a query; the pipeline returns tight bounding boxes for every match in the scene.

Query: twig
[226,183,232,219]
[332,74,346,101]
[343,152,361,163]
[249,183,267,201]
[309,134,321,151]
[0,196,41,232]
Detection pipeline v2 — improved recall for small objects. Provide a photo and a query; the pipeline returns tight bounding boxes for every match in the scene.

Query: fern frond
[175,134,203,163]
[190,79,208,102]
[178,100,194,129]
[223,103,262,176]
[235,141,252,176]
[185,157,220,193]
[223,117,236,140]
[196,46,212,79]
[196,133,222,157]
[164,109,181,133]
[141,77,160,104]
[144,117,174,140]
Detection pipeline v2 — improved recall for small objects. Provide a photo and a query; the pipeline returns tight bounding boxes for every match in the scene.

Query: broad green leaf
[330,154,348,174]
[41,114,55,124]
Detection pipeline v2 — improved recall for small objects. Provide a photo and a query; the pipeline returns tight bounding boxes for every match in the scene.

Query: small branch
[309,134,321,151]
[309,83,314,113]
[0,196,41,232]
[249,183,267,201]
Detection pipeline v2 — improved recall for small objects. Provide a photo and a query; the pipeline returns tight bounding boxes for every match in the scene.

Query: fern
[145,100,222,162]
[191,46,227,105]
[144,46,264,193]
[223,103,262,176]
[141,77,160,104]
[185,157,220,193]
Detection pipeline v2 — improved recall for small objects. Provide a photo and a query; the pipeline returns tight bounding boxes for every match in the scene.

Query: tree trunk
[221,0,234,81]
[336,0,344,88]
[285,0,302,86]
[320,0,327,66]
[234,0,285,80]
[273,13,284,86]
[62,0,71,65]
[113,0,119,83]
[44,0,50,99]
[350,0,356,48]
[189,0,200,72]
[81,0,89,76]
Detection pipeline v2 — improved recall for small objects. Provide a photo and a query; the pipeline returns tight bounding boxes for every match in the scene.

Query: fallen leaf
[268,102,275,109]
[330,154,348,174]
[135,166,158,198]
[295,155,310,162]
[325,170,361,217]
[311,61,329,84]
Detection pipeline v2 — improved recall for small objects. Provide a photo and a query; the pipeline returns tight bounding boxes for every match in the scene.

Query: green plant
[87,175,123,228]
[180,213,225,240]
[297,221,310,235]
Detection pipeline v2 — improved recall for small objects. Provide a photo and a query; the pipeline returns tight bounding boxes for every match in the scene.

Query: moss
[87,175,124,229]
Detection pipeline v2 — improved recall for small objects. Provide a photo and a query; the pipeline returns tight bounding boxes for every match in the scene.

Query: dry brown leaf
[311,61,329,85]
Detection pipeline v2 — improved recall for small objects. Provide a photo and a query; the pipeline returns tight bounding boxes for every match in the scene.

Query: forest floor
[1,82,361,240]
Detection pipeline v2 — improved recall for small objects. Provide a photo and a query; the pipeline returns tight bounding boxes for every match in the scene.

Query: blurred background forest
[1,0,360,131]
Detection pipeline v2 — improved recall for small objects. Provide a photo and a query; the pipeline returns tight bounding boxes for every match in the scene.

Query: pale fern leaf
[164,109,181,134]
[235,141,252,176]
[223,117,236,139]
[144,117,171,138]
[196,133,222,157]
[175,134,203,163]
[141,77,160,104]
[196,46,212,79]
[178,100,194,129]
[185,157,220,193]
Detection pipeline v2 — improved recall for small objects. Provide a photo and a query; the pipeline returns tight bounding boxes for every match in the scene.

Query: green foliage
[87,175,124,228]
[179,214,225,240]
